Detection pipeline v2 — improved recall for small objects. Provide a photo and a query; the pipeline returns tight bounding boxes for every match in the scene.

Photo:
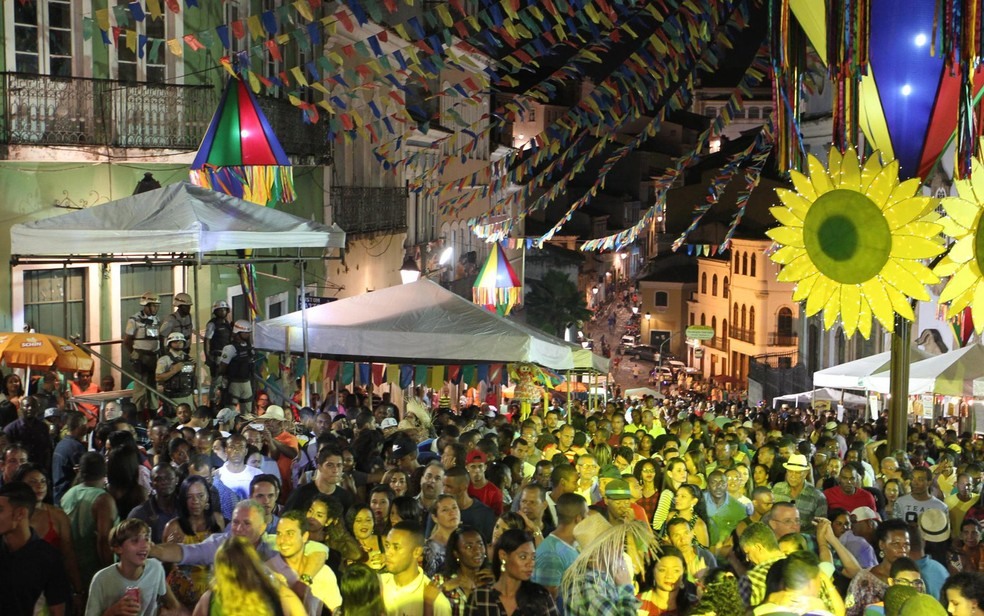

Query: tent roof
[813,348,930,389]
[10,181,345,257]
[773,387,867,409]
[253,278,577,369]
[864,344,984,395]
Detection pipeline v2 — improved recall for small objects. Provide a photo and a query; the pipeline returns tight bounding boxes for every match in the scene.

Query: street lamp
[631,306,638,315]
[400,255,421,284]
[591,286,599,295]
[644,312,651,321]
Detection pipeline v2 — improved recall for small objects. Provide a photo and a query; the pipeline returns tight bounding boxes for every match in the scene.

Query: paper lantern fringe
[189,165,295,206]
[472,287,521,315]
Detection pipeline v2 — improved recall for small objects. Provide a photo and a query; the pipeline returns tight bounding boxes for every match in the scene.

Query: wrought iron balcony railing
[330,186,408,235]
[0,72,326,156]
[768,332,799,346]
[728,326,755,344]
[704,335,729,352]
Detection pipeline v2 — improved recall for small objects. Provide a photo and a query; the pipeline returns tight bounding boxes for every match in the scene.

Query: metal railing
[729,326,755,344]
[0,72,326,156]
[768,332,798,346]
[330,186,408,235]
[704,335,729,352]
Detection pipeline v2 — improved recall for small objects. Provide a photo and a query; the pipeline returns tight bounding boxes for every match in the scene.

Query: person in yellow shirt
[946,472,981,535]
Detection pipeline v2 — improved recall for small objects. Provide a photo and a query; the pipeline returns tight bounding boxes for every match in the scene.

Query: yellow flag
[167,38,183,57]
[95,9,110,30]
[146,0,163,20]
[125,30,138,54]
[247,15,264,40]
[290,66,308,86]
[293,0,314,21]
[248,70,261,93]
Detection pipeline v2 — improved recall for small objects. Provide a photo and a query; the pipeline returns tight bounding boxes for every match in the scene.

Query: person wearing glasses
[860,557,925,616]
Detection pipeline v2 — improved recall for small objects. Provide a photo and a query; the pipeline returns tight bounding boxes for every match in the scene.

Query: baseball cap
[604,479,633,500]
[388,436,415,460]
[851,506,881,522]
[214,407,238,426]
[380,417,399,430]
[465,449,488,465]
[599,464,622,480]
[919,508,950,542]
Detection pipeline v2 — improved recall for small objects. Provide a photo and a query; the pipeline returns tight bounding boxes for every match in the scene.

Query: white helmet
[212,300,229,312]
[233,319,252,334]
[173,293,193,307]
[139,291,160,306]
[166,332,186,345]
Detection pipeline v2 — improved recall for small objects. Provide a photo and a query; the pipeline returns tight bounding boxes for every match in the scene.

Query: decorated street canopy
[813,348,930,390]
[190,78,295,206]
[864,344,984,396]
[473,242,522,316]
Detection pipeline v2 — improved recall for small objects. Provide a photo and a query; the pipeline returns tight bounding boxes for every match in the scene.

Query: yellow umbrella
[0,332,94,373]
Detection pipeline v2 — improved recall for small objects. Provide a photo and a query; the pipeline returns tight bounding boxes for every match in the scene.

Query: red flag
[264,39,282,61]
[372,363,385,385]
[325,360,340,381]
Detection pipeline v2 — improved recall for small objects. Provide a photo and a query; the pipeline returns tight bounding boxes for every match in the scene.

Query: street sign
[298,295,336,309]
[685,325,714,340]
[694,348,704,358]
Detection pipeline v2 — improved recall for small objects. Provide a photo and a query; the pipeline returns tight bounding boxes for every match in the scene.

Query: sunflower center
[975,211,984,274]
[803,188,891,284]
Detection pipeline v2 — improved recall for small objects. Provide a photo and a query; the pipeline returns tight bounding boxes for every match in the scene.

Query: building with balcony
[637,253,697,361]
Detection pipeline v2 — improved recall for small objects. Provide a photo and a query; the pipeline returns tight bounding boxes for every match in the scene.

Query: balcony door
[10,0,75,76]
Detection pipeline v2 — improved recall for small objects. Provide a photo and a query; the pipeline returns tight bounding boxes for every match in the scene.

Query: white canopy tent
[624,387,664,399]
[864,344,984,396]
[10,181,345,258]
[773,387,867,409]
[254,278,581,369]
[813,348,930,389]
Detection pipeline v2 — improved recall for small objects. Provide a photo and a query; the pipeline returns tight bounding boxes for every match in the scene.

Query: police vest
[209,318,233,356]
[227,340,254,382]
[162,353,195,396]
[131,311,160,352]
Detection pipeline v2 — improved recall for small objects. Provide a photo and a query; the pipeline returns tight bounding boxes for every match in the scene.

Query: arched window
[741,305,747,330]
[654,291,668,307]
[733,304,739,329]
[711,316,717,337]
[734,253,739,274]
[701,313,706,325]
[742,252,748,275]
[712,274,718,296]
[690,313,695,325]
[701,273,707,294]
[749,307,756,334]
[750,254,757,277]
[777,307,793,335]
[722,318,728,342]
[723,276,729,298]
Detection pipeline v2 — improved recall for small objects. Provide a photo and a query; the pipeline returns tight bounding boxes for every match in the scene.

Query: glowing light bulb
[914,33,928,47]
[901,84,912,97]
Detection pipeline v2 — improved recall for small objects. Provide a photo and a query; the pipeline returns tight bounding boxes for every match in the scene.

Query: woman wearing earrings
[464,529,556,616]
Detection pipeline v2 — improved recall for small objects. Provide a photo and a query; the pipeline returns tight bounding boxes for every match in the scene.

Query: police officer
[217,320,255,413]
[123,291,161,411]
[204,300,232,378]
[160,292,194,353]
[156,332,196,416]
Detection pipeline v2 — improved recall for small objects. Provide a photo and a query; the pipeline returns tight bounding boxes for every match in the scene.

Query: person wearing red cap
[465,450,503,516]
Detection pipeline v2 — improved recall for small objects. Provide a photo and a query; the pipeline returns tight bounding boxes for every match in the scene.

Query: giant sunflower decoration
[766,146,943,338]
[934,156,984,333]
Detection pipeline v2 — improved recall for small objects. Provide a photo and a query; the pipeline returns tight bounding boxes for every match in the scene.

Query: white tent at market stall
[864,344,984,396]
[10,181,345,256]
[813,348,930,390]
[254,278,580,370]
[773,387,867,409]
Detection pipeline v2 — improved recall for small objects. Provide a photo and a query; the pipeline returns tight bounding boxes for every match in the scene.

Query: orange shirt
[274,431,299,501]
[70,381,100,427]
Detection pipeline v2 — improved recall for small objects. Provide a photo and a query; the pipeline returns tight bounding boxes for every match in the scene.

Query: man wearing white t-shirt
[894,467,949,525]
[380,521,450,616]
[213,433,261,519]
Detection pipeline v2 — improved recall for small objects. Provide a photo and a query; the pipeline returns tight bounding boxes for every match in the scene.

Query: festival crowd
[2,301,984,616]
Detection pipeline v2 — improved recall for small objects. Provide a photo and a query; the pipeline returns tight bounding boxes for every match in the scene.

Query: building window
[741,305,747,330]
[701,273,707,294]
[723,276,729,298]
[701,313,706,325]
[750,254,757,277]
[733,304,739,329]
[749,306,755,334]
[712,274,718,296]
[654,291,668,308]
[120,265,175,331]
[778,307,793,335]
[690,313,695,325]
[711,316,717,336]
[23,268,86,339]
[742,252,748,275]
[116,0,168,83]
[734,252,739,274]
[12,0,74,76]
[748,107,760,119]
[704,106,716,117]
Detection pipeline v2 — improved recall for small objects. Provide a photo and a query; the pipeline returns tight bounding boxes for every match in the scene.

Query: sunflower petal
[882,279,915,321]
[969,159,984,200]
[949,284,975,313]
[809,155,834,195]
[861,277,895,332]
[828,148,844,183]
[939,262,981,303]
[840,284,861,337]
[866,160,900,206]
[946,236,975,265]
[823,290,842,330]
[776,254,817,282]
[839,148,862,192]
[766,226,804,247]
[887,178,924,207]
[889,236,944,259]
[777,189,813,219]
[882,260,931,299]
[771,245,805,265]
[860,151,885,191]
[899,259,940,285]
[792,272,820,301]
[941,196,979,230]
[857,297,873,339]
[883,197,932,229]
[789,170,817,202]
[805,276,835,316]
[770,206,803,227]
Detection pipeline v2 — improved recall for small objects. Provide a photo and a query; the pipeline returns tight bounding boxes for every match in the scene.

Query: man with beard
[284,445,355,514]
[416,461,445,514]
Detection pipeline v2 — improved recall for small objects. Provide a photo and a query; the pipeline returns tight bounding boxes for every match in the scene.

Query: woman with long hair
[106,440,148,518]
[346,505,385,570]
[335,563,386,616]
[192,536,305,616]
[465,528,557,616]
[425,495,461,577]
[162,475,225,609]
[382,469,409,498]
[388,495,424,528]
[883,478,904,520]
[638,433,655,459]
[633,459,660,524]
[661,484,710,550]
[683,449,707,489]
[652,458,689,534]
[433,525,495,616]
[943,571,984,616]
[488,512,531,562]
[0,372,24,425]
[13,464,83,597]
[636,546,698,616]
